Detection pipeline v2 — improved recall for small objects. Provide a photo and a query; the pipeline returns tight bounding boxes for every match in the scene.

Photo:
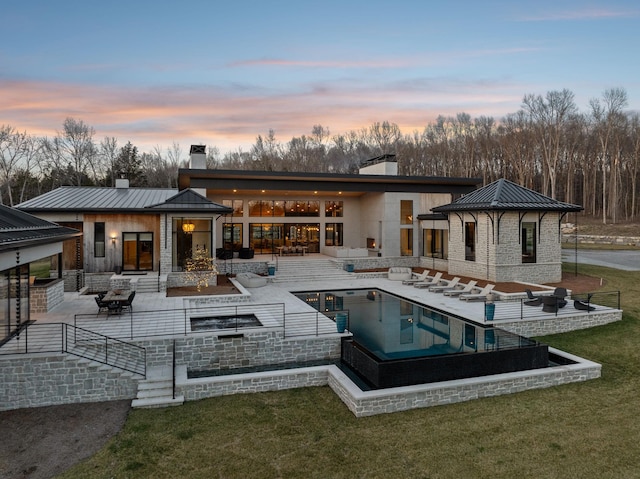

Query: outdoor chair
[119,291,136,312]
[524,289,543,307]
[552,287,568,308]
[574,299,595,312]
[459,284,495,302]
[541,295,562,313]
[414,272,444,289]
[443,280,477,297]
[430,277,461,293]
[401,270,430,285]
[95,296,110,313]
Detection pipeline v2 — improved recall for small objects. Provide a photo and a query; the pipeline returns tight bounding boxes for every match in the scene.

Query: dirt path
[0,400,130,479]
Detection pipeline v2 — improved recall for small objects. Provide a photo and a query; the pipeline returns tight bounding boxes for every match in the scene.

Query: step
[131,395,185,408]
[138,379,173,390]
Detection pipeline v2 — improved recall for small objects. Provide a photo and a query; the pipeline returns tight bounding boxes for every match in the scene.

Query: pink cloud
[0,77,524,154]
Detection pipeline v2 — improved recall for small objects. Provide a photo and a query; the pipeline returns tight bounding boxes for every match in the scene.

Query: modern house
[179,149,482,260]
[0,205,80,342]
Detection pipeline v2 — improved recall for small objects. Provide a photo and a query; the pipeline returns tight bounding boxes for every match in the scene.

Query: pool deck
[2,266,619,415]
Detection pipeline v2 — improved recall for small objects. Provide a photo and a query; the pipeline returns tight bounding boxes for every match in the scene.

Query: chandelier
[182,222,195,234]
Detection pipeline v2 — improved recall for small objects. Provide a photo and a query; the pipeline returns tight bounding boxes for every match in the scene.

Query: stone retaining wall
[29,279,64,313]
[137,330,342,371]
[495,309,622,337]
[0,353,139,411]
[563,234,640,246]
[174,348,600,417]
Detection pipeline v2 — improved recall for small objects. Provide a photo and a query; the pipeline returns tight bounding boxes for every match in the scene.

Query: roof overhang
[178,169,482,197]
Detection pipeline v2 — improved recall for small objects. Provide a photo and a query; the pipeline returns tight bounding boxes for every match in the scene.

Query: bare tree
[590,87,628,223]
[99,137,119,186]
[0,125,31,205]
[57,118,98,185]
[522,89,578,199]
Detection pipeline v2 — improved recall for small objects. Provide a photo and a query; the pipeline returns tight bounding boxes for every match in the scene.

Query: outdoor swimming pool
[294,288,550,388]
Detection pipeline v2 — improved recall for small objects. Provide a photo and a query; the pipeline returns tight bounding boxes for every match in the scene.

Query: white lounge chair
[459,284,495,302]
[414,272,443,289]
[430,277,461,293]
[443,280,478,297]
[402,270,430,285]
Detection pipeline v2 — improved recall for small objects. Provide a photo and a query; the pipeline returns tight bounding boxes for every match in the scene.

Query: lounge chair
[574,299,595,312]
[459,284,495,302]
[443,280,478,297]
[524,289,542,307]
[414,272,443,289]
[430,277,461,293]
[402,270,430,285]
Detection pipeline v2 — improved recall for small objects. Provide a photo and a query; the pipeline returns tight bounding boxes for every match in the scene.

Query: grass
[58,263,640,479]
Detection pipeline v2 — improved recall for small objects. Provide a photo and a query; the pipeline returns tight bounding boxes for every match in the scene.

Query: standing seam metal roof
[431,179,583,212]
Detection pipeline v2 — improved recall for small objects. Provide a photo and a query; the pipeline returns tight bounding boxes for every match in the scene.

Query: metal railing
[74,303,287,340]
[283,309,349,338]
[0,322,146,377]
[483,290,621,322]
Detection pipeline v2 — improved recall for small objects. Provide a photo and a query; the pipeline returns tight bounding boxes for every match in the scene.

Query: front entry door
[123,232,153,271]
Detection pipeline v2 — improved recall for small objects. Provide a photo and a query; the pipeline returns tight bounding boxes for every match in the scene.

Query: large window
[325,223,343,246]
[465,222,476,261]
[223,223,243,251]
[424,229,448,259]
[94,222,105,258]
[222,199,244,216]
[401,229,413,256]
[248,200,320,217]
[325,201,343,217]
[401,200,413,225]
[522,222,537,263]
[172,218,212,271]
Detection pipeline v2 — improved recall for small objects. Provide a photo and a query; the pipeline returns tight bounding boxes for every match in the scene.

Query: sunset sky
[2,0,639,155]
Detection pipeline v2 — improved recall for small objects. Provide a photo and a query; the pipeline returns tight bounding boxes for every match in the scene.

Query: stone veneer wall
[327,353,601,417]
[138,331,342,370]
[216,261,269,276]
[62,270,84,292]
[29,279,64,313]
[0,353,139,411]
[447,211,563,284]
[494,309,621,337]
[174,347,601,417]
[83,273,113,293]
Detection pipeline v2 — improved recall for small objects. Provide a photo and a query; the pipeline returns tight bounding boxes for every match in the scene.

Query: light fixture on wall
[182,222,195,234]
[110,235,117,245]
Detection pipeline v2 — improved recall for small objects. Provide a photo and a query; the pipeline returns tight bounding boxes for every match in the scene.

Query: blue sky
[2,0,639,154]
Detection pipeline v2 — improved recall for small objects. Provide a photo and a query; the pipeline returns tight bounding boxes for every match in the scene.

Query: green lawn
[59,263,640,479]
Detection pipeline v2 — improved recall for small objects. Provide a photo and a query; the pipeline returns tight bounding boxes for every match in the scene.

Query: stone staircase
[132,275,165,293]
[269,258,353,283]
[131,365,184,408]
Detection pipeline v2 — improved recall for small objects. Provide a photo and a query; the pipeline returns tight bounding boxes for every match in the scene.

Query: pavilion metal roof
[431,179,583,213]
[16,187,231,214]
[0,204,81,251]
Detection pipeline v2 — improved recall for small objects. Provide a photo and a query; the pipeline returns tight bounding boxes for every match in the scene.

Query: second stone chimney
[189,145,206,169]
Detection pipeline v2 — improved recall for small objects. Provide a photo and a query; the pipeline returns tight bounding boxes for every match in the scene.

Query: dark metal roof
[146,189,233,213]
[178,168,482,195]
[431,179,583,213]
[0,204,81,252]
[17,186,180,213]
[417,213,448,221]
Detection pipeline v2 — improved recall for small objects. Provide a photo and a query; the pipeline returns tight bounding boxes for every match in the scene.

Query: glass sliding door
[123,232,154,271]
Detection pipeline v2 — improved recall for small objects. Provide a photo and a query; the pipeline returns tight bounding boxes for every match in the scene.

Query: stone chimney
[358,154,398,175]
[189,145,206,169]
[115,172,129,188]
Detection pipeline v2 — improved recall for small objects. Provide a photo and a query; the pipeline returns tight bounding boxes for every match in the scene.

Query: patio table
[103,290,131,314]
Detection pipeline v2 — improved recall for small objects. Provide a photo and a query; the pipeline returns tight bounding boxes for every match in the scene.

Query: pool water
[295,288,549,388]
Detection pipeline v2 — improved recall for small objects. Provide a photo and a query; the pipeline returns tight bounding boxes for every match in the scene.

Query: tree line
[1,87,638,223]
